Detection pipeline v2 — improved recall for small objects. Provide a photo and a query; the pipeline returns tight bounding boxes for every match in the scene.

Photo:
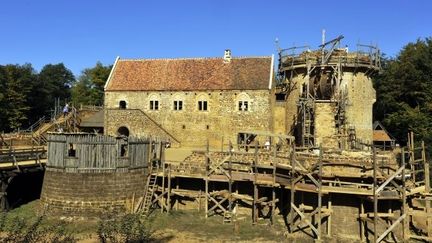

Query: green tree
[0,66,8,132]
[29,63,75,122]
[374,38,432,145]
[71,62,112,106]
[0,64,36,131]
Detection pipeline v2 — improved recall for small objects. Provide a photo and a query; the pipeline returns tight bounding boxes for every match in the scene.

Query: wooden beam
[377,213,406,243]
[291,203,319,236]
[423,141,430,193]
[373,146,378,243]
[375,165,404,195]
[167,165,171,213]
[205,140,209,218]
[208,196,228,213]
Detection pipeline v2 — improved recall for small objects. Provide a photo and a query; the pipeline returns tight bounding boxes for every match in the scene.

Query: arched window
[119,100,127,109]
[148,94,159,111]
[196,94,209,111]
[172,94,184,111]
[237,93,251,112]
[117,126,130,137]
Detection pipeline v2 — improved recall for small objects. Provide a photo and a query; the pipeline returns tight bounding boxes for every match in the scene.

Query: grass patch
[7,200,98,235]
[3,201,287,242]
[148,210,286,242]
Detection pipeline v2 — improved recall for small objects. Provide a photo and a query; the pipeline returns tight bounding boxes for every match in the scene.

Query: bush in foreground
[0,213,76,243]
[97,212,154,243]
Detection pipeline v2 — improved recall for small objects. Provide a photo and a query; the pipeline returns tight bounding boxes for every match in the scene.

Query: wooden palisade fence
[46,133,165,172]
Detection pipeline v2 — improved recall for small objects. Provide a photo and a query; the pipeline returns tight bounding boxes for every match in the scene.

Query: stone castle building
[104,51,275,148]
[104,41,380,150]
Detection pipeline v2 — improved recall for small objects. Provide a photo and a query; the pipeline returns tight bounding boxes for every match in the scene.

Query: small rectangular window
[120,144,128,157]
[198,101,208,111]
[68,143,76,157]
[150,100,159,110]
[174,100,183,110]
[119,100,127,109]
[239,101,248,111]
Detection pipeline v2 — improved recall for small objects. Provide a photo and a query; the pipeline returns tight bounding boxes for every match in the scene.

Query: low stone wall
[40,168,146,217]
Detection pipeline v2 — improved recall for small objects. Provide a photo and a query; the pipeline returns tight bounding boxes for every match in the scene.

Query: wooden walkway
[0,146,46,210]
[0,147,46,170]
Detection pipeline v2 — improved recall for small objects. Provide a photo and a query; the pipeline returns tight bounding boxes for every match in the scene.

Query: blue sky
[0,0,430,76]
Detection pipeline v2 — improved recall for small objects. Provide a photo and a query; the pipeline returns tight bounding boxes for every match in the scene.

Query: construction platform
[140,134,432,242]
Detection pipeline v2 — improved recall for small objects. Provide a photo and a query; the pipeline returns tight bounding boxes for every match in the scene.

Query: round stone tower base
[40,168,147,217]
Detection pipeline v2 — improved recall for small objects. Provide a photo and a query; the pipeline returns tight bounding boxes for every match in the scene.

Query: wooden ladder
[141,162,160,215]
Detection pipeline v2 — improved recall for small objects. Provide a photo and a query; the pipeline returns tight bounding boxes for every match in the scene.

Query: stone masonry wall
[40,168,146,217]
[104,90,273,149]
[343,72,375,144]
[315,102,338,148]
[283,70,375,148]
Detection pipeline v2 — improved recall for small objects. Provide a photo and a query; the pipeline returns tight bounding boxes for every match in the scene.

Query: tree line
[1,37,431,146]
[0,62,111,132]
[373,37,432,146]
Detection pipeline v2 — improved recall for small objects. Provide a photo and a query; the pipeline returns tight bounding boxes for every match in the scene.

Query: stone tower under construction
[274,34,381,149]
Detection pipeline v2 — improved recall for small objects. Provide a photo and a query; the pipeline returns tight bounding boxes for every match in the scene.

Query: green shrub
[0,213,76,243]
[98,212,154,243]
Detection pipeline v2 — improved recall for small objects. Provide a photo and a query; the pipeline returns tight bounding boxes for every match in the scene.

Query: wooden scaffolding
[147,134,431,242]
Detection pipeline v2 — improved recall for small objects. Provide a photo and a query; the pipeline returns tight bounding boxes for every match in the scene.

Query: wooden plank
[377,214,406,242]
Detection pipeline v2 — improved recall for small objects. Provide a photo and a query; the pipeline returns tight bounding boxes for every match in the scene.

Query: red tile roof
[373,130,392,142]
[105,57,272,91]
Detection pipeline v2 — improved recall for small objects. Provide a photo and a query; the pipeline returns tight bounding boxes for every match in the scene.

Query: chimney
[223,49,231,63]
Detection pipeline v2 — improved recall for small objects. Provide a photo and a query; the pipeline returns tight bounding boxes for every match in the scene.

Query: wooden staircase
[31,107,80,145]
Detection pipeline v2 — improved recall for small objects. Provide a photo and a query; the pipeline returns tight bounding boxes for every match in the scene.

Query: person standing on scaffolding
[63,103,69,117]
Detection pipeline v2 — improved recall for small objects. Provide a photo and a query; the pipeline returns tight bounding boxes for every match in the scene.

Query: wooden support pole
[253,140,258,224]
[271,187,276,226]
[161,163,165,213]
[327,195,332,237]
[289,144,296,232]
[373,146,378,243]
[423,141,430,193]
[427,200,432,239]
[410,132,416,183]
[360,198,365,242]
[205,140,209,218]
[176,177,179,211]
[271,145,277,226]
[317,145,323,241]
[0,177,12,211]
[401,152,409,241]
[228,141,233,213]
[167,164,171,213]
[253,184,258,224]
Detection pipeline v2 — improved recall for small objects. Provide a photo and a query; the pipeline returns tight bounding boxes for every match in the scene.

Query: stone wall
[104,90,273,148]
[343,72,375,144]
[40,168,146,217]
[281,70,375,148]
[314,102,338,148]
